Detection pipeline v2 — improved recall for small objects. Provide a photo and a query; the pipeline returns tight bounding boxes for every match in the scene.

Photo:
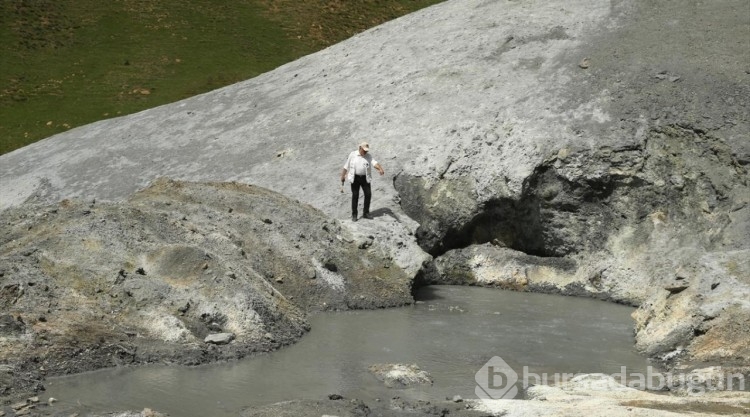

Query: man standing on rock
[341,141,385,222]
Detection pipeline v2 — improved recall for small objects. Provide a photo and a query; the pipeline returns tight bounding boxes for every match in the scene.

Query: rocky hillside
[0,0,748,413]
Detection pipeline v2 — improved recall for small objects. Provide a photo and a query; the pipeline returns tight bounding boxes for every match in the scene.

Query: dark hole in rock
[398,125,745,261]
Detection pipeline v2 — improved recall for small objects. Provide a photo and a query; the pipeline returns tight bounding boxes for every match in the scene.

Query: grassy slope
[0,0,443,155]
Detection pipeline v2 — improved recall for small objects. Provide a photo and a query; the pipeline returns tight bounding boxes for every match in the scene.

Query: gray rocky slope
[0,0,749,413]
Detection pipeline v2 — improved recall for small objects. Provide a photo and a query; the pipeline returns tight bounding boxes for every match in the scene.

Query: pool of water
[42,286,651,416]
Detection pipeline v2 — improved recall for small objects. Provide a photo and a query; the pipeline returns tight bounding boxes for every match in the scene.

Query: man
[341,141,385,221]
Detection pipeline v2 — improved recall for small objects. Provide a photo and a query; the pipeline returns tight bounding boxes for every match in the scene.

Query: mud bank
[0,179,415,403]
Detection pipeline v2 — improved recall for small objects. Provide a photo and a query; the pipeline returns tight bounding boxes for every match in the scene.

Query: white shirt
[351,154,369,175]
[343,150,378,183]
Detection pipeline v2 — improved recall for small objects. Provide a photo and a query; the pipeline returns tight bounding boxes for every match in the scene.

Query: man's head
[358,141,370,155]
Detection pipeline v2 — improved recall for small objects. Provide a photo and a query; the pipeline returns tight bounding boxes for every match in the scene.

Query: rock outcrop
[0,179,412,398]
[368,363,434,388]
[416,125,750,365]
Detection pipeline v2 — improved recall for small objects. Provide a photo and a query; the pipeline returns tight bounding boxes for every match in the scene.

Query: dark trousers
[351,175,371,216]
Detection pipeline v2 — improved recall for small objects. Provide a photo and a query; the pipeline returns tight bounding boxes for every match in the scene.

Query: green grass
[0,0,443,155]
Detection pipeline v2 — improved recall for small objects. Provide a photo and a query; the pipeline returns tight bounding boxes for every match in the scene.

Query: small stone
[11,401,27,410]
[670,174,685,190]
[328,394,344,400]
[275,277,284,284]
[28,396,39,403]
[263,218,273,224]
[357,236,374,249]
[452,395,463,403]
[204,333,235,345]
[578,57,590,69]
[177,302,190,314]
[48,397,57,405]
[307,268,317,279]
[225,272,236,279]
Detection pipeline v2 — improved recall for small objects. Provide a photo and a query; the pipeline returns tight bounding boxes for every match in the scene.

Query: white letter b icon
[475,356,519,399]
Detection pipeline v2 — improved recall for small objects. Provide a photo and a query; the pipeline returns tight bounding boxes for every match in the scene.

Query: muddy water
[43,286,652,416]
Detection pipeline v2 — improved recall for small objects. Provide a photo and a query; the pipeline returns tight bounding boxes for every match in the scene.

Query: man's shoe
[352,215,358,222]
[362,213,372,220]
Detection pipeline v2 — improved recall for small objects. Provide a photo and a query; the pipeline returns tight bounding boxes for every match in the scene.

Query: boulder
[368,363,433,388]
[204,333,235,345]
